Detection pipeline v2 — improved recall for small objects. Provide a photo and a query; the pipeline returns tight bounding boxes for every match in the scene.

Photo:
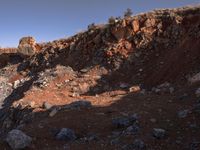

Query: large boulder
[6,129,32,149]
[18,36,40,56]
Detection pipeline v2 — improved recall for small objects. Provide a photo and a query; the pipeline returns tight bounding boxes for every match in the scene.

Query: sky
[0,0,199,47]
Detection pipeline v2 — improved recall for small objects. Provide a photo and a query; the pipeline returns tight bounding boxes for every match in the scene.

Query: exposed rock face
[18,36,41,56]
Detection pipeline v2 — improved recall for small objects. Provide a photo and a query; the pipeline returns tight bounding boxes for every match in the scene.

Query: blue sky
[0,0,199,47]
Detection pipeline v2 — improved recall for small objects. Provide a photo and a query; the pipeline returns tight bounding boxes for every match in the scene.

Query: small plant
[124,8,133,18]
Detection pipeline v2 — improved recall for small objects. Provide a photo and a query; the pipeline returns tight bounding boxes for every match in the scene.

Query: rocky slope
[0,6,200,150]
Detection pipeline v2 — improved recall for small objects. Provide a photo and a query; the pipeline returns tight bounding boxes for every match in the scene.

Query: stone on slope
[152,128,166,139]
[56,128,76,141]
[6,129,32,149]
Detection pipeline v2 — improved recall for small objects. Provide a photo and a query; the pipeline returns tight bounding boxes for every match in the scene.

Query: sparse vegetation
[88,23,96,30]
[124,8,133,18]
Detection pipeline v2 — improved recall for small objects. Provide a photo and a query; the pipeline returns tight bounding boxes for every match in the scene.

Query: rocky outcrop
[20,6,200,87]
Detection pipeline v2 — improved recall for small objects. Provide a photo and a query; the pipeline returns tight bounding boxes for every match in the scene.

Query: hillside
[0,6,200,150]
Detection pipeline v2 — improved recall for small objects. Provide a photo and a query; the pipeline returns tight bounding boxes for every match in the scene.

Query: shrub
[124,8,133,18]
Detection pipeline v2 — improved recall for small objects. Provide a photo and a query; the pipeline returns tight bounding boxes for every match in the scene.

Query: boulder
[18,36,40,56]
[6,129,32,149]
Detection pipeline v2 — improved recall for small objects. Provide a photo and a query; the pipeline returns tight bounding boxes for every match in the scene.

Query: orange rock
[132,19,140,32]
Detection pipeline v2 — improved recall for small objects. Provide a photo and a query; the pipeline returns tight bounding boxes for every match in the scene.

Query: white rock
[49,108,58,117]
[129,85,141,93]
[13,80,20,89]
[188,72,200,84]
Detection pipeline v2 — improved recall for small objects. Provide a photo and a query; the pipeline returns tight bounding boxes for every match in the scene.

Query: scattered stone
[169,87,175,94]
[43,102,53,110]
[49,108,58,117]
[152,128,166,139]
[111,131,122,138]
[129,85,141,93]
[152,82,174,94]
[150,118,157,123]
[56,128,76,141]
[175,136,183,145]
[78,82,90,94]
[112,117,130,128]
[177,109,189,118]
[188,72,200,84]
[125,124,140,135]
[55,83,63,88]
[63,144,70,150]
[112,114,138,128]
[193,103,200,113]
[28,101,36,108]
[80,68,90,73]
[128,113,139,122]
[120,83,129,89]
[70,92,80,97]
[178,93,189,100]
[152,87,161,94]
[2,118,13,129]
[110,138,120,145]
[13,80,20,89]
[190,141,200,150]
[195,88,200,97]
[189,123,198,129]
[83,133,99,142]
[0,78,13,108]
[6,129,32,149]
[122,139,145,150]
[133,139,145,149]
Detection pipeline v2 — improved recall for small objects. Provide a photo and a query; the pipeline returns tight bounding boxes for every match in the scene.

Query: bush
[88,23,95,30]
[124,8,133,18]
